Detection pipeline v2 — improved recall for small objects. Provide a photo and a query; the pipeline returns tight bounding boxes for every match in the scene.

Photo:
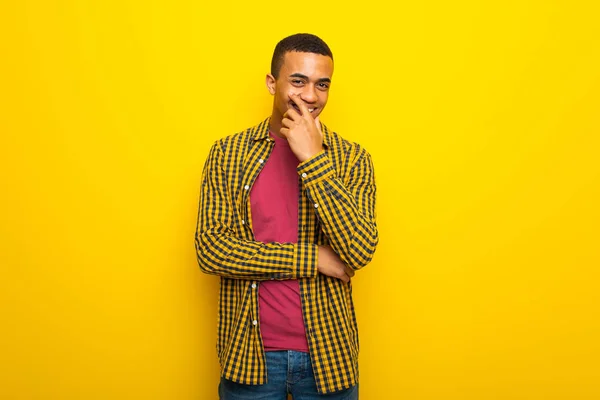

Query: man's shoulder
[212,118,269,150]
[324,126,371,161]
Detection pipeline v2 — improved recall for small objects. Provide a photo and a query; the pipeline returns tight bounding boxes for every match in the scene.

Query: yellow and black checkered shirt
[195,118,378,394]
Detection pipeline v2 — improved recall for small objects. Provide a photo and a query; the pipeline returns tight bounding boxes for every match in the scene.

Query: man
[195,33,378,399]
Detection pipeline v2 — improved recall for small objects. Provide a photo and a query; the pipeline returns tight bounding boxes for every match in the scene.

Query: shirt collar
[252,117,332,148]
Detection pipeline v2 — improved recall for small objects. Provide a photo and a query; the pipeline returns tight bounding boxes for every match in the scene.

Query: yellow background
[1,1,599,399]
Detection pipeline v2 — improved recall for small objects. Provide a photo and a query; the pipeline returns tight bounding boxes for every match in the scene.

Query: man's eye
[292,80,303,85]
[318,83,330,89]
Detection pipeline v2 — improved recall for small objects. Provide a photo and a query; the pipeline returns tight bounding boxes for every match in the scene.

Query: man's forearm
[298,149,378,270]
[195,227,318,280]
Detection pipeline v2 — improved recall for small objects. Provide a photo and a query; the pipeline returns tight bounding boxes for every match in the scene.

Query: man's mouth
[291,103,317,115]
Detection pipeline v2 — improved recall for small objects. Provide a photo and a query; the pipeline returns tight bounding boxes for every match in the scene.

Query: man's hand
[317,245,355,283]
[280,93,324,163]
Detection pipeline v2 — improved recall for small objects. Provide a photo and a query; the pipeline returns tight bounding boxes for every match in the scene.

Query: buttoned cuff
[293,242,318,279]
[297,151,335,187]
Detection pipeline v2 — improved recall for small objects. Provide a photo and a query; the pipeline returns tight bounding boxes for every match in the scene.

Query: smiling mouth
[291,103,317,115]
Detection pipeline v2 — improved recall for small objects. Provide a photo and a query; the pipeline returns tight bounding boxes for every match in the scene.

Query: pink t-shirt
[249,131,309,353]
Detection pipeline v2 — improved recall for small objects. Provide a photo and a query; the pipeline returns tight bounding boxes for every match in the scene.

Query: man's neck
[269,109,285,139]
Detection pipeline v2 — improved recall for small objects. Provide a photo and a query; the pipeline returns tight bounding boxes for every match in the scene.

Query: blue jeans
[219,351,358,400]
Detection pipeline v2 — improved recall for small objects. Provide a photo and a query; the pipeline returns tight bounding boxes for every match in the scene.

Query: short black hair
[270,33,333,79]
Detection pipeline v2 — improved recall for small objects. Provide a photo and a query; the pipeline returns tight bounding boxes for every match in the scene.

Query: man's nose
[300,85,318,103]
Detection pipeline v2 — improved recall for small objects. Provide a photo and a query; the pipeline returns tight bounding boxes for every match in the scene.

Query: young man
[195,33,378,399]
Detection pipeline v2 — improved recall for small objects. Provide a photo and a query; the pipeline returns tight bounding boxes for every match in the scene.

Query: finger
[280,127,290,137]
[315,116,321,133]
[345,266,355,278]
[281,117,294,128]
[339,272,350,283]
[289,93,311,118]
[284,105,302,121]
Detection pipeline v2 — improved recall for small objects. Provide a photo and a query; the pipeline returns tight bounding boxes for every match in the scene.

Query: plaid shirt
[195,117,378,394]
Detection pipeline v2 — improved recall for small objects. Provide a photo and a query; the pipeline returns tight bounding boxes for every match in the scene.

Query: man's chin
[312,109,324,120]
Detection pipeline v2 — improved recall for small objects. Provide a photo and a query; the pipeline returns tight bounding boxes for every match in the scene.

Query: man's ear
[266,74,276,95]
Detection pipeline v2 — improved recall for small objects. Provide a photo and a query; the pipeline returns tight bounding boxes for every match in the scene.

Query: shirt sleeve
[195,141,318,280]
[297,147,379,270]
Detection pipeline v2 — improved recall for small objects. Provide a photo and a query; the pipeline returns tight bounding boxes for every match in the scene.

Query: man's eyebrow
[288,73,331,83]
[289,73,309,80]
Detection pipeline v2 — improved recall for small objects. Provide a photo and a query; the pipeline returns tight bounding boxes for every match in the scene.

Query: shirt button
[252,320,258,325]
[244,185,249,190]
[266,138,270,142]
[314,203,319,208]
[301,173,307,178]
[241,220,245,225]
[251,283,257,289]
[259,159,264,164]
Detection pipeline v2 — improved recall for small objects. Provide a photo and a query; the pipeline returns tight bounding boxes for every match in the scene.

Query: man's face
[267,51,334,121]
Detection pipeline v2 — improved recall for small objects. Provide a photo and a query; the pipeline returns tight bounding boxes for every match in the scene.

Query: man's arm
[297,147,379,270]
[278,94,378,271]
[195,141,319,280]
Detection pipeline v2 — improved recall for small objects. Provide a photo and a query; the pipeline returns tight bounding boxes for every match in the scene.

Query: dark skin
[266,51,355,283]
[266,51,332,143]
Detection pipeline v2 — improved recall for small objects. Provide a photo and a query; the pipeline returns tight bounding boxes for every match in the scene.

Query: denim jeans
[218,351,358,400]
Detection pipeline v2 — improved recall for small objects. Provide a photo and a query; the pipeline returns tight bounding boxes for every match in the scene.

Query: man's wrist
[297,151,335,187]
[293,242,319,278]
[298,146,324,163]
